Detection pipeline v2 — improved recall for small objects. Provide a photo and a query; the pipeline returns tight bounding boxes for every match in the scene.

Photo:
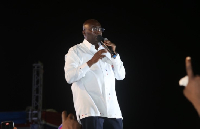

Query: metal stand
[29,61,43,129]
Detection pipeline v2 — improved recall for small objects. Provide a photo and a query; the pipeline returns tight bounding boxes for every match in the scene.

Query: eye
[93,27,97,31]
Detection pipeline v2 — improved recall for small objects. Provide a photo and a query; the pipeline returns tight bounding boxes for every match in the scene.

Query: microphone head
[97,35,104,42]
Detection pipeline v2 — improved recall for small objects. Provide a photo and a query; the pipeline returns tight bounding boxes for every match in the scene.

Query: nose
[93,31,102,35]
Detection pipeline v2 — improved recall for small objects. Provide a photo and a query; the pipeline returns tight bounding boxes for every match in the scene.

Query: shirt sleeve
[64,47,90,84]
[111,53,126,80]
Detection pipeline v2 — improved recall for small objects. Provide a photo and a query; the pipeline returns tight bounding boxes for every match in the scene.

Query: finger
[99,49,107,53]
[67,113,75,120]
[101,55,106,59]
[185,56,194,79]
[62,111,68,123]
[104,42,112,46]
[14,127,17,129]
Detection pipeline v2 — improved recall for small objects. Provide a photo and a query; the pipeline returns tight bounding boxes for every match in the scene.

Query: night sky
[1,0,200,128]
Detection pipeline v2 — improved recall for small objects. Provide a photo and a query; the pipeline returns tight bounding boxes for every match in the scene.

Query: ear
[82,30,86,38]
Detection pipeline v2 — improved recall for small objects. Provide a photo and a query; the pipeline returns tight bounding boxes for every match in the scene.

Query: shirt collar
[83,39,101,51]
[83,39,93,50]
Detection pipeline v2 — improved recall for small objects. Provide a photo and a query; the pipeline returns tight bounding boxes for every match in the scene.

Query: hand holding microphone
[97,35,117,59]
[87,35,117,67]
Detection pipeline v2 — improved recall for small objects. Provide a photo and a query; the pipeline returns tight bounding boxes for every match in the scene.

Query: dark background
[1,0,200,128]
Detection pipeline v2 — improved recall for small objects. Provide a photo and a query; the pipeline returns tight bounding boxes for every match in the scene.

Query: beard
[88,36,99,45]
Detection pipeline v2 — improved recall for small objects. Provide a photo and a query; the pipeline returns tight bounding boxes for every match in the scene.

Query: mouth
[95,36,98,41]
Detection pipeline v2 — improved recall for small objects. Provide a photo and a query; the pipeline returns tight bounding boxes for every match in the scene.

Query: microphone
[97,35,117,59]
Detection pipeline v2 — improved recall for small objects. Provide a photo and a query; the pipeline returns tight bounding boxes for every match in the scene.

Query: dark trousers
[80,116,123,129]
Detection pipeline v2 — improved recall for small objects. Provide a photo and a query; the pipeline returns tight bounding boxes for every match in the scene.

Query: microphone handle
[100,41,117,58]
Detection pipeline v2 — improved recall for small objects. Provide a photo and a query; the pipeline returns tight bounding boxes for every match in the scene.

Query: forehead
[85,24,101,28]
[83,20,101,29]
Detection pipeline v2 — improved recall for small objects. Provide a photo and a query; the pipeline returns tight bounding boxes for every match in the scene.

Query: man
[61,56,200,129]
[64,19,125,129]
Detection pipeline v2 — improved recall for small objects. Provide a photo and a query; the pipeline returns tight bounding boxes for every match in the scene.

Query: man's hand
[104,39,116,53]
[183,56,200,116]
[87,49,107,67]
[62,111,81,129]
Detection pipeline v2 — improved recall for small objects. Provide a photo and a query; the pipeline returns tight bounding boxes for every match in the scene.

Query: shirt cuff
[111,53,121,64]
[179,75,188,86]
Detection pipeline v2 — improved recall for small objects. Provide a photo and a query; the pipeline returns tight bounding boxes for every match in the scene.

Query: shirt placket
[99,61,112,116]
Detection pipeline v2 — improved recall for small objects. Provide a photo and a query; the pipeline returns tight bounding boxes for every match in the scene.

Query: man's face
[82,21,103,45]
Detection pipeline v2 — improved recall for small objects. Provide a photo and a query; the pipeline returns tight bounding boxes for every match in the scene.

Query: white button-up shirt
[64,39,125,123]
